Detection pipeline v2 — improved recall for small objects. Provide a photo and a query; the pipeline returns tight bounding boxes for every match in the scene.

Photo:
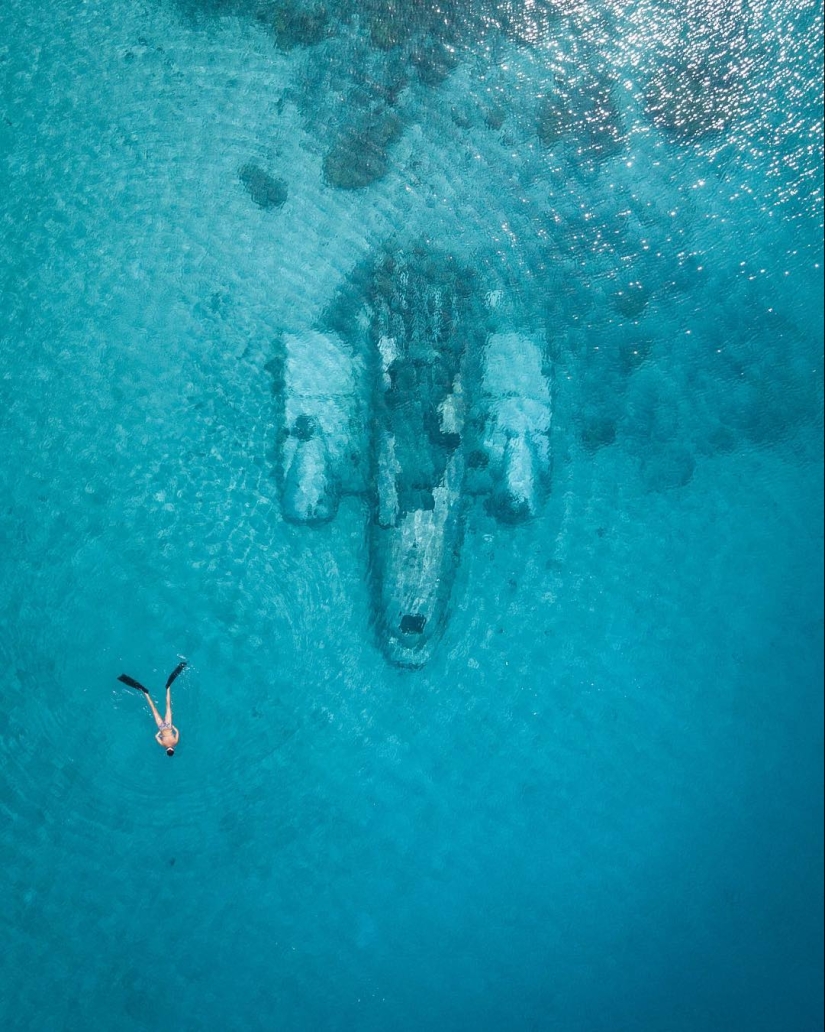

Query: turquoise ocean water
[1,2,823,1030]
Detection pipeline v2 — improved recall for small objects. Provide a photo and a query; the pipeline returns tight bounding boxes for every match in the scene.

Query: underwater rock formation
[611,280,650,320]
[644,59,741,140]
[642,0,748,141]
[323,109,404,190]
[367,0,410,51]
[270,1,331,50]
[537,75,624,161]
[239,163,288,209]
[409,38,458,87]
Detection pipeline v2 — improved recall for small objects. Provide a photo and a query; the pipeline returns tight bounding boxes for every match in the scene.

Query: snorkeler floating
[118,660,187,756]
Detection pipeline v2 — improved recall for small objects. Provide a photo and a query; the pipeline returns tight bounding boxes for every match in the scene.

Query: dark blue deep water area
[1,2,823,1030]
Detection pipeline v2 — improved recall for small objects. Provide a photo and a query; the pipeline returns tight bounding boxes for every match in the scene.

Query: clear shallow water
[0,1,822,1030]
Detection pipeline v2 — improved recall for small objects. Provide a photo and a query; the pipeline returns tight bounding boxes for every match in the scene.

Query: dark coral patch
[538,77,623,160]
[579,415,617,453]
[323,110,404,190]
[239,163,288,209]
[645,59,741,140]
[612,281,650,319]
[271,1,331,49]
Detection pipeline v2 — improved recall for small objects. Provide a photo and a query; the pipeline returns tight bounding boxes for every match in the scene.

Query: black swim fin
[165,660,187,690]
[118,673,148,694]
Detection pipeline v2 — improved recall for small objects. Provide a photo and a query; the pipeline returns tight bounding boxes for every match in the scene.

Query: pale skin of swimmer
[117,661,185,754]
[144,685,180,750]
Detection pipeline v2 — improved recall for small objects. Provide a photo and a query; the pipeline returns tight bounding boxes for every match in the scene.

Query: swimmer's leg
[145,691,164,728]
[118,674,163,724]
[164,660,186,724]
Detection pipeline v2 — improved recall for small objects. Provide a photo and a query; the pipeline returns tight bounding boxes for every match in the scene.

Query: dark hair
[167,748,175,757]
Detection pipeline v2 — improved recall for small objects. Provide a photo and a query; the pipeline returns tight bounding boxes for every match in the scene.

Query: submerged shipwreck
[277,246,553,667]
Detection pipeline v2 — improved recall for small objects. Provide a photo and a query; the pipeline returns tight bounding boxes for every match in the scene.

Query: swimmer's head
[167,748,175,757]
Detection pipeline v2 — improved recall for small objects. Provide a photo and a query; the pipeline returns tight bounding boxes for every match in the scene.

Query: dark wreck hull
[366,247,473,668]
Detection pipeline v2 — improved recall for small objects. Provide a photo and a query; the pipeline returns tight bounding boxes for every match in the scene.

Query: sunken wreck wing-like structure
[277,242,552,668]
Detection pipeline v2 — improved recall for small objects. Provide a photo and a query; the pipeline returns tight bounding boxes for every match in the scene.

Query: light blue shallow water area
[1,1,823,1029]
